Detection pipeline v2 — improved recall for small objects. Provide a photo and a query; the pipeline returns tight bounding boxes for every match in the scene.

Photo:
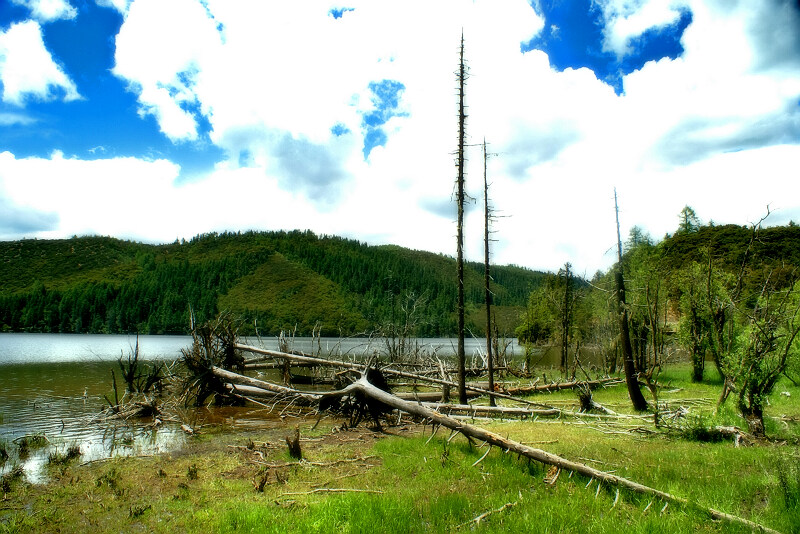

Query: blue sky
[1,0,799,273]
[525,0,692,94]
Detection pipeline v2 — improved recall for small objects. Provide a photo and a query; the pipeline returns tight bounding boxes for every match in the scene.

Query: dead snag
[285,426,302,460]
[576,383,617,416]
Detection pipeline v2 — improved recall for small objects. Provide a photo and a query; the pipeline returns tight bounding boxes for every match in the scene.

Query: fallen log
[380,366,554,408]
[245,362,318,370]
[577,383,617,416]
[235,344,552,408]
[325,374,780,534]
[236,344,363,371]
[419,402,561,418]
[212,366,321,405]
[395,391,480,402]
[506,377,623,395]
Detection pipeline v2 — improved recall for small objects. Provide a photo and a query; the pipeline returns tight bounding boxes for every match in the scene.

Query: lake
[0,333,525,483]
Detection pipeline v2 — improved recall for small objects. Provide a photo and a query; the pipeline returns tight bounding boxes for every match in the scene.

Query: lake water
[0,333,525,483]
[0,334,192,483]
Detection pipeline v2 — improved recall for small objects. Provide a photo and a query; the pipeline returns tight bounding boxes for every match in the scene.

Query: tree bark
[614,189,649,411]
[456,33,468,405]
[483,139,495,406]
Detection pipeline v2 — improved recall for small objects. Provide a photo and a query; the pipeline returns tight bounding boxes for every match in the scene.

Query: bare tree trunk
[560,263,572,375]
[614,190,649,412]
[483,139,495,406]
[456,33,468,405]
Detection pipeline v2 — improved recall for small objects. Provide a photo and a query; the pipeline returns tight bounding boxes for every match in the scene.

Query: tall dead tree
[455,33,468,404]
[560,262,573,374]
[483,139,496,405]
[614,190,649,411]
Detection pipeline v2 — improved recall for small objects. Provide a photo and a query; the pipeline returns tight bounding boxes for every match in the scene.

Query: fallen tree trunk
[419,402,561,418]
[506,378,623,395]
[236,344,363,371]
[235,344,551,408]
[245,362,318,370]
[395,391,480,402]
[211,366,321,405]
[329,374,780,534]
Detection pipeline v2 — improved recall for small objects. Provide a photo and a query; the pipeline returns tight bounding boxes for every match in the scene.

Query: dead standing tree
[455,32,468,405]
[614,190,649,411]
[482,139,497,406]
[559,262,574,375]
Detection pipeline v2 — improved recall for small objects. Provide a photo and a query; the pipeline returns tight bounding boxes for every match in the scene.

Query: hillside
[657,223,800,271]
[0,231,546,336]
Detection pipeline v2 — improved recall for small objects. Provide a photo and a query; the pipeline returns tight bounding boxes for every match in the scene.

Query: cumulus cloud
[95,0,132,15]
[0,151,181,239]
[595,0,690,58]
[0,196,58,237]
[2,0,799,274]
[112,0,222,142]
[98,0,800,271]
[0,21,81,106]
[11,0,77,23]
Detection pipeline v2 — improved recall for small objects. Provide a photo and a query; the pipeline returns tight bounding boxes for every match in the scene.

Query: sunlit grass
[1,364,798,533]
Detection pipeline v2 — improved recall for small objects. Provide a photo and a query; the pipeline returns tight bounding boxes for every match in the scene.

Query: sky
[0,0,799,276]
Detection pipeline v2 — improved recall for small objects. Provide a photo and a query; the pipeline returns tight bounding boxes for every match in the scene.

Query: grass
[1,364,798,533]
[47,444,81,467]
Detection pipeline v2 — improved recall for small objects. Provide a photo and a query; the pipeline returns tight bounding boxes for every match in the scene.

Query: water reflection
[0,356,187,484]
[0,333,534,484]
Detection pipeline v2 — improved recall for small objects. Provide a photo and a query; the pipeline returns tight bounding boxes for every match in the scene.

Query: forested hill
[0,231,546,336]
[654,223,800,272]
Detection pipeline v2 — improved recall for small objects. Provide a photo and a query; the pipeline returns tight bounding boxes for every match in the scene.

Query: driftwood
[245,362,318,370]
[322,374,780,534]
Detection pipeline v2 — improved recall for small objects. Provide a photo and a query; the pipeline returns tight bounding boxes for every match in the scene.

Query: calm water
[0,333,523,483]
[0,334,192,483]
[0,333,521,482]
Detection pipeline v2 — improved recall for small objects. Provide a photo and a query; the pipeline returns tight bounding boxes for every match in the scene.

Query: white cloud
[11,0,77,23]
[0,20,81,106]
[595,0,690,58]
[0,111,36,125]
[112,0,223,142]
[0,151,181,239]
[95,0,131,15]
[2,0,799,275]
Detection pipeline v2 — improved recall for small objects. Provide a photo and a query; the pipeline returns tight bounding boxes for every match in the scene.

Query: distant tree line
[0,231,544,336]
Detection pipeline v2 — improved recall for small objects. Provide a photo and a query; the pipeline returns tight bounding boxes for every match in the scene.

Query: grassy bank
[2,365,799,533]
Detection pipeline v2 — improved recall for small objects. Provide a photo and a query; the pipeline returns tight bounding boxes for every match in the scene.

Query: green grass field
[2,365,799,533]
